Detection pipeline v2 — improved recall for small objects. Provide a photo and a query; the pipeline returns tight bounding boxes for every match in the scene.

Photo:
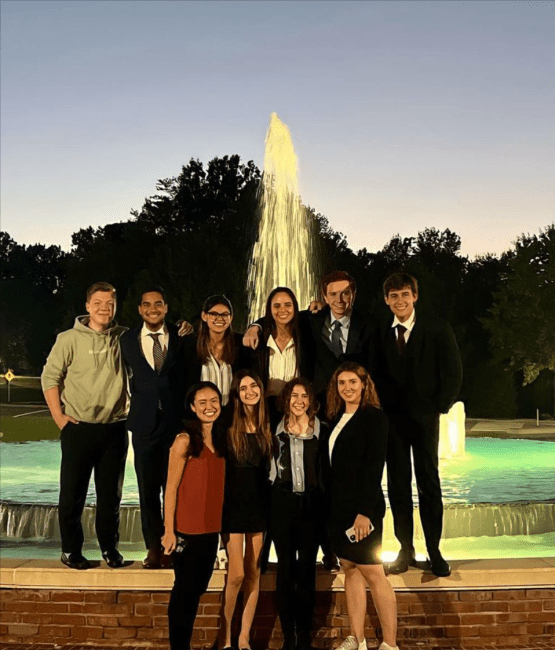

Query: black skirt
[328,504,383,565]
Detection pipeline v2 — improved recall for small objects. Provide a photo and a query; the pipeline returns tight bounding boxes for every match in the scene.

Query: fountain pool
[1,436,554,561]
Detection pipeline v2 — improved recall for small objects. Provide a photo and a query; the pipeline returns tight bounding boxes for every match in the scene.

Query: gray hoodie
[41,316,129,424]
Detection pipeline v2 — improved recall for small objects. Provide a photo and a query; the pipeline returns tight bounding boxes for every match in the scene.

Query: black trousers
[133,428,172,550]
[386,412,443,555]
[271,486,320,643]
[59,420,128,554]
[168,532,219,650]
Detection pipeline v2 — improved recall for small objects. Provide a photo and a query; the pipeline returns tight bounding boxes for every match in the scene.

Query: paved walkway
[0,639,555,650]
[466,418,555,441]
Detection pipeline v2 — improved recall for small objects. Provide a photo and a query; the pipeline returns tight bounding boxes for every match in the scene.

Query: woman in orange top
[162,382,227,650]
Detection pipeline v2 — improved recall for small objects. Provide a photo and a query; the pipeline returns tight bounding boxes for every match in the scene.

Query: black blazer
[182,331,256,398]
[372,308,462,416]
[302,306,374,398]
[120,323,186,440]
[320,406,388,522]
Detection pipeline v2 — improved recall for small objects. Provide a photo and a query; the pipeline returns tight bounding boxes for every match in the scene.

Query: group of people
[41,270,463,650]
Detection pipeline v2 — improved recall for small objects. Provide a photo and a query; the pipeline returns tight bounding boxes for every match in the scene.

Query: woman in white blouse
[183,295,254,407]
[253,287,312,426]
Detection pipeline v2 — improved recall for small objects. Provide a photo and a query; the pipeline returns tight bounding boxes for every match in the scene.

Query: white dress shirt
[201,353,232,405]
[326,315,351,354]
[266,334,298,397]
[391,309,416,344]
[140,323,169,370]
[328,412,354,462]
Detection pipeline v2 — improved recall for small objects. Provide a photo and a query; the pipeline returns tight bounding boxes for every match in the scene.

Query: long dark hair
[197,295,237,365]
[227,370,272,462]
[326,362,380,421]
[279,377,319,431]
[182,382,226,458]
[262,286,301,375]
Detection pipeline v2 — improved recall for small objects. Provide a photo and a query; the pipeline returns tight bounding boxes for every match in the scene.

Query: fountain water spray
[247,113,317,322]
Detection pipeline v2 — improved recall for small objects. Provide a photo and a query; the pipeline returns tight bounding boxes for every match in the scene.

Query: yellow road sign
[5,370,15,382]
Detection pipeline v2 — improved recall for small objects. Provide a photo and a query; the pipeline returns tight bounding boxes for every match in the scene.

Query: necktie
[330,320,343,357]
[396,324,407,355]
[149,333,166,371]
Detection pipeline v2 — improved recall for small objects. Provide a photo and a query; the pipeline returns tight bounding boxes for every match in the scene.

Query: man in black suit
[373,273,462,577]
[303,271,374,411]
[120,286,185,569]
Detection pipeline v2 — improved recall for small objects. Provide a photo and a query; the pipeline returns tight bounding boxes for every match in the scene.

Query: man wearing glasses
[120,287,186,569]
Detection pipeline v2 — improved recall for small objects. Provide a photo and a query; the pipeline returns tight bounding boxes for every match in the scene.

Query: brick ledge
[1,557,555,592]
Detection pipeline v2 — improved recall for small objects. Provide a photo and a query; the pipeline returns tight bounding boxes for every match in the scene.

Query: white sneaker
[378,643,399,650]
[336,637,359,650]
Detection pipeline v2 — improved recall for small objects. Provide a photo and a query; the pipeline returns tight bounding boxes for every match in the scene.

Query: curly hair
[326,362,380,421]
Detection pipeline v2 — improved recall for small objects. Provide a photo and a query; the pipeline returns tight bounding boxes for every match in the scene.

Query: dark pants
[59,420,128,554]
[271,486,320,643]
[386,412,443,555]
[133,430,172,550]
[168,532,219,650]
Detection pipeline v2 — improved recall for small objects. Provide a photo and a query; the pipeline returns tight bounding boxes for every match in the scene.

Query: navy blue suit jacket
[120,323,186,442]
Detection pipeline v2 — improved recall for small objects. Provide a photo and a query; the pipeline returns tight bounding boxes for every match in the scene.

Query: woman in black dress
[322,362,398,650]
[218,370,272,650]
[270,377,327,650]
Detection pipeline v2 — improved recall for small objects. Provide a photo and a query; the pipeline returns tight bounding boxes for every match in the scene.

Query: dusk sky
[2,0,554,258]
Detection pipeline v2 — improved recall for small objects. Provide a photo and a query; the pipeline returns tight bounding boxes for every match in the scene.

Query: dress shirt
[391,309,416,344]
[270,417,321,493]
[328,412,354,462]
[140,323,169,371]
[266,334,298,397]
[325,315,351,354]
[201,353,232,405]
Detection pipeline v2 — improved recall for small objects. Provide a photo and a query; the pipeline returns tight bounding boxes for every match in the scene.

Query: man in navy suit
[120,286,185,569]
[373,273,462,577]
[305,270,374,411]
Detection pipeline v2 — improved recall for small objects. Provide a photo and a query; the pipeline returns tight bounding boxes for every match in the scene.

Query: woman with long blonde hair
[218,370,272,650]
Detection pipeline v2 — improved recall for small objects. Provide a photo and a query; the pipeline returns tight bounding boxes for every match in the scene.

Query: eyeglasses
[206,311,231,321]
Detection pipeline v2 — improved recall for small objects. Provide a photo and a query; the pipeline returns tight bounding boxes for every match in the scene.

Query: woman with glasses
[322,362,398,650]
[217,370,272,650]
[183,295,254,406]
[162,381,226,650]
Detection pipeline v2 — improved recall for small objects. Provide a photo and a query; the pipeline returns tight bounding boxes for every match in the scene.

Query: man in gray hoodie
[42,281,129,569]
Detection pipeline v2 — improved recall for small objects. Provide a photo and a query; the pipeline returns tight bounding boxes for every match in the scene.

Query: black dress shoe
[142,546,162,569]
[102,548,124,568]
[61,552,91,570]
[387,547,416,574]
[428,553,451,577]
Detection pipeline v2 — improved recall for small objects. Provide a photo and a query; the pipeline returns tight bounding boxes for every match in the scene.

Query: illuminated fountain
[1,115,554,562]
[247,112,318,322]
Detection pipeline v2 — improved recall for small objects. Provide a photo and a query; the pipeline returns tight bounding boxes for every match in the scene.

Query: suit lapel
[345,310,362,355]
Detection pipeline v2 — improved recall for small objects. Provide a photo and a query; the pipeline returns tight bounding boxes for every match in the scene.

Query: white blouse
[328,413,354,463]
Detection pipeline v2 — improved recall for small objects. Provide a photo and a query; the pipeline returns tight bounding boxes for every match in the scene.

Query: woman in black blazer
[322,362,398,650]
[182,295,254,407]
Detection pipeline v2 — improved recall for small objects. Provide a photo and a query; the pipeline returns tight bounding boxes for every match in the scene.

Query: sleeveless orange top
[175,445,226,534]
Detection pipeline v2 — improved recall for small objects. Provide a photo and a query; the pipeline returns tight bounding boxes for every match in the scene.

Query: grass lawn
[0,404,60,442]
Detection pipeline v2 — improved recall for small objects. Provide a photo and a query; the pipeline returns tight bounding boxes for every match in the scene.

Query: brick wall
[1,587,554,648]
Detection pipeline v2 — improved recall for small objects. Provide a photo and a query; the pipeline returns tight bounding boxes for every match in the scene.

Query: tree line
[1,154,554,418]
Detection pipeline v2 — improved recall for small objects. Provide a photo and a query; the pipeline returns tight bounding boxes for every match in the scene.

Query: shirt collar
[276,416,320,439]
[329,314,351,329]
[391,308,416,332]
[141,322,167,337]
